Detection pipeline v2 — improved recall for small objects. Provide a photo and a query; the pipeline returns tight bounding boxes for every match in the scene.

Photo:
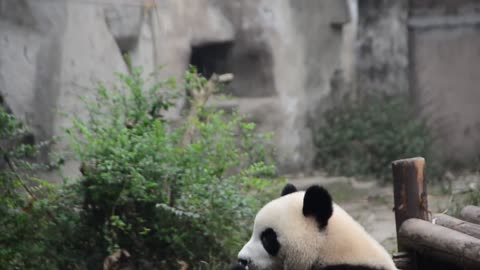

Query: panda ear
[302,185,333,228]
[280,183,297,196]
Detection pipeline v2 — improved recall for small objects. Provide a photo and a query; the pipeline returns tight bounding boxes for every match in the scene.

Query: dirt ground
[289,173,480,253]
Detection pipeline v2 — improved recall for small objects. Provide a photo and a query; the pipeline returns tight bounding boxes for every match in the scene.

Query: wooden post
[392,157,428,252]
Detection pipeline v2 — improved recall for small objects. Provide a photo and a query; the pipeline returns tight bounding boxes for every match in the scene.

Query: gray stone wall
[356,0,408,96]
[409,0,480,163]
[0,0,353,177]
[354,0,480,165]
[0,0,129,181]
[289,0,351,171]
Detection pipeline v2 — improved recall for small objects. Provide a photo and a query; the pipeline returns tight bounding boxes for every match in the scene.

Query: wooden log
[399,218,480,269]
[460,205,480,225]
[392,157,428,251]
[433,213,480,239]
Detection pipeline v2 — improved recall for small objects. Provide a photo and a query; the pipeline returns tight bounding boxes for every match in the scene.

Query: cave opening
[189,41,234,79]
[189,40,276,97]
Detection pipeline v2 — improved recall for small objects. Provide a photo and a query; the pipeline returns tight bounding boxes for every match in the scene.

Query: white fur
[238,191,398,270]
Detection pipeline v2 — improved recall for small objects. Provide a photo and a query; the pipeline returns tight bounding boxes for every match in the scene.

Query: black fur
[312,264,386,270]
[229,264,246,270]
[302,185,333,228]
[260,228,280,256]
[281,183,298,196]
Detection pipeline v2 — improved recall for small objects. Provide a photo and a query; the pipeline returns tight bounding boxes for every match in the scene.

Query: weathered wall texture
[354,0,480,164]
[0,0,129,181]
[0,0,352,178]
[409,0,480,163]
[289,0,351,167]
[356,0,408,96]
[146,0,352,172]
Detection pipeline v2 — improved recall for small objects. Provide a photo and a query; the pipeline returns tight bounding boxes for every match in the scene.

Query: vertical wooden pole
[392,157,428,252]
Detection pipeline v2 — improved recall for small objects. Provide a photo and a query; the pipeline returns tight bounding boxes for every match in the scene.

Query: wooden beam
[461,205,480,225]
[392,157,428,251]
[433,213,480,239]
[399,218,480,269]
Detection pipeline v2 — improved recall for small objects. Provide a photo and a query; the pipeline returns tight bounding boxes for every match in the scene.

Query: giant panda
[232,184,398,270]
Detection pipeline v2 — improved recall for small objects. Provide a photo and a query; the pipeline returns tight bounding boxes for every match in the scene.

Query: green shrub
[65,66,280,268]
[313,95,442,182]
[0,108,76,269]
[0,66,280,269]
[0,107,46,268]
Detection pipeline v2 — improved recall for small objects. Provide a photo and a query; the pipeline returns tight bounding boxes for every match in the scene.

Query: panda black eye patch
[260,228,280,256]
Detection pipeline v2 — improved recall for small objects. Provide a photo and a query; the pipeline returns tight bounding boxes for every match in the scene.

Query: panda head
[235,184,397,270]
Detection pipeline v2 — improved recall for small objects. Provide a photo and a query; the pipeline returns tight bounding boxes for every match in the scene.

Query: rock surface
[0,0,354,179]
[356,0,408,96]
[104,4,144,53]
[0,0,128,181]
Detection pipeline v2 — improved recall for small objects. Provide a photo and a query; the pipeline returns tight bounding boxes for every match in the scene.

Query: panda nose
[238,258,249,266]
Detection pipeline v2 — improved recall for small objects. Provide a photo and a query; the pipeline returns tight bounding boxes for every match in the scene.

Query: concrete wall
[143,0,352,173]
[289,0,351,171]
[409,0,480,163]
[0,0,353,178]
[356,0,408,96]
[0,0,129,181]
[353,0,480,165]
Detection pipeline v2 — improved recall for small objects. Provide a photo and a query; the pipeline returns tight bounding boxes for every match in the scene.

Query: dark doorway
[189,41,234,79]
[189,40,276,97]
